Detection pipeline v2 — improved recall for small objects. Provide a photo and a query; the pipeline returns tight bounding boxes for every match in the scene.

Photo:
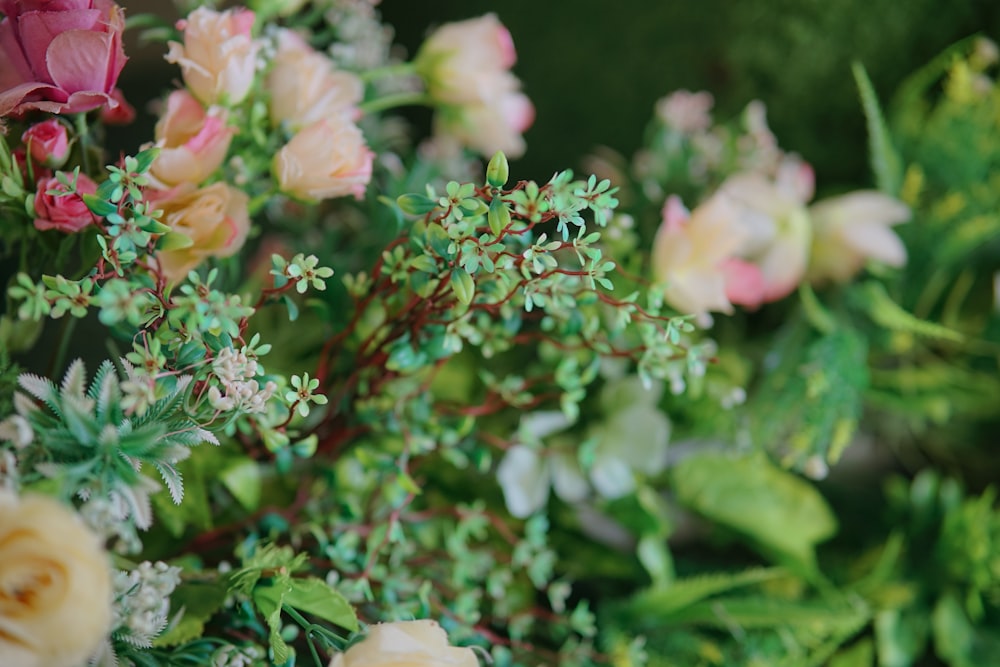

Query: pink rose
[416,14,534,158]
[33,173,98,233]
[150,90,235,187]
[99,87,135,125]
[165,7,259,106]
[151,183,251,282]
[273,117,373,202]
[267,28,363,131]
[21,119,69,167]
[0,0,128,117]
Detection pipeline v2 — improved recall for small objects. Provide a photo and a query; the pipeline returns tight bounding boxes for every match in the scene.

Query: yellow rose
[152,183,251,282]
[329,620,479,667]
[0,491,112,667]
[273,117,373,202]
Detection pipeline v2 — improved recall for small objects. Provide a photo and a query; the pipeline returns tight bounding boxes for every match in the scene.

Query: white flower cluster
[80,492,143,553]
[212,644,264,667]
[325,0,394,72]
[112,561,183,648]
[207,347,278,414]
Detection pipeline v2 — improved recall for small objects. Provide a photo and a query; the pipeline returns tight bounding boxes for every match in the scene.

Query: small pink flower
[21,119,69,167]
[150,182,251,282]
[273,117,373,202]
[655,90,714,133]
[150,90,235,187]
[267,28,363,131]
[33,173,98,233]
[0,0,128,117]
[165,7,259,106]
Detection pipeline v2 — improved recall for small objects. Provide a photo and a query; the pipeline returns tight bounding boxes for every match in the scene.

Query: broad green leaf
[671,452,837,573]
[283,577,358,632]
[875,607,930,667]
[154,581,228,647]
[829,639,875,667]
[220,457,263,512]
[450,268,475,306]
[932,593,974,667]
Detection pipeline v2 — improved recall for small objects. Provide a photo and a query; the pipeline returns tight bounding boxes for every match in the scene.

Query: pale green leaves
[671,452,837,574]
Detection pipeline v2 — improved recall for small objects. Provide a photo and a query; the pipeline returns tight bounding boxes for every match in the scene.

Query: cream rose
[417,14,517,106]
[152,183,251,282]
[267,28,363,131]
[165,7,260,106]
[0,491,112,667]
[329,620,479,667]
[273,117,373,202]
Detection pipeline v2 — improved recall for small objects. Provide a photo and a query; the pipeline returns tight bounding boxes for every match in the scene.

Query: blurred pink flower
[267,28,363,131]
[150,89,235,187]
[22,119,69,167]
[652,193,752,318]
[716,156,814,305]
[165,7,259,106]
[0,0,128,116]
[273,117,373,202]
[33,173,97,233]
[807,191,910,284]
[416,13,533,158]
[655,90,714,133]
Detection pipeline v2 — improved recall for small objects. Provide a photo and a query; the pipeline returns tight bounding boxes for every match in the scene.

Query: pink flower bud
[33,173,98,233]
[21,119,70,168]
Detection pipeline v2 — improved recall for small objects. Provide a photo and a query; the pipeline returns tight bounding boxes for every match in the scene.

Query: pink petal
[18,8,102,78]
[722,257,766,309]
[46,28,114,93]
[0,80,48,116]
[661,194,690,232]
[0,18,34,86]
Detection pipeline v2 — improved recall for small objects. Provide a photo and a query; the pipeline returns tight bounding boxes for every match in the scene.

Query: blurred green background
[382,0,1000,187]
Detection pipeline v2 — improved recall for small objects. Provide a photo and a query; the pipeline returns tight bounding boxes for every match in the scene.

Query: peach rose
[165,7,259,106]
[416,14,534,158]
[329,620,479,667]
[417,13,517,106]
[0,491,112,667]
[267,28,363,131]
[150,89,235,186]
[807,191,910,284]
[435,90,534,159]
[273,117,373,202]
[152,182,251,282]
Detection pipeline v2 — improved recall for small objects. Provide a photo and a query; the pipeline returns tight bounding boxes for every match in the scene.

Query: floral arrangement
[2,1,1000,666]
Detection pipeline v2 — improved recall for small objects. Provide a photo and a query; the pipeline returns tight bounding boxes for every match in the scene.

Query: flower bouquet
[3,1,1000,666]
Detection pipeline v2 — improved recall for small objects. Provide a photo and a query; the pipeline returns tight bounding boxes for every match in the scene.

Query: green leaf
[254,579,291,665]
[627,567,785,619]
[396,193,437,216]
[82,193,117,217]
[856,282,964,343]
[932,593,974,667]
[488,197,511,237]
[158,232,194,251]
[283,577,358,632]
[670,452,837,574]
[154,581,228,647]
[220,457,263,512]
[852,62,903,195]
[875,607,930,667]
[450,268,475,306]
[829,639,875,667]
